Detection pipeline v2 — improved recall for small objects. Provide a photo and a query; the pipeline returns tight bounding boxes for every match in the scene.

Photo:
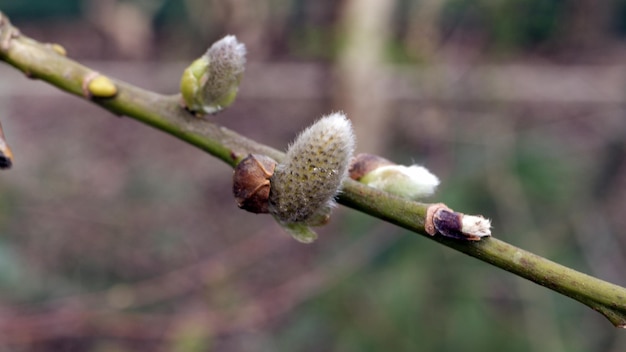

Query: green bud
[180,35,246,115]
[87,75,118,98]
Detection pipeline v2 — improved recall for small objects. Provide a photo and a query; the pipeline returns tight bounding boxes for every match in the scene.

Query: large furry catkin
[269,113,355,225]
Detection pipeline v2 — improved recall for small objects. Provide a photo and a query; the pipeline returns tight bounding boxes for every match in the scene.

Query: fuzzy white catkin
[361,164,440,200]
[269,113,355,224]
[180,35,246,114]
[203,35,246,104]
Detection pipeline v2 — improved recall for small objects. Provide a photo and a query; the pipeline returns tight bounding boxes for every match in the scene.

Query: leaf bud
[82,72,118,99]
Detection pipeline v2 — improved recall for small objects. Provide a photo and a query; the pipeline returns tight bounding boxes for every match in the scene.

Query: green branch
[2,11,625,328]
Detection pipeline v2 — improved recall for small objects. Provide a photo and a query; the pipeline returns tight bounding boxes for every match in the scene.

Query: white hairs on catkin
[180,35,247,115]
[203,35,246,100]
[269,112,355,225]
[362,164,439,200]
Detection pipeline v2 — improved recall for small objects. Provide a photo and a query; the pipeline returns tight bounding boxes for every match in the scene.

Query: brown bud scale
[233,154,276,214]
[425,203,484,241]
[349,153,395,181]
[433,209,467,240]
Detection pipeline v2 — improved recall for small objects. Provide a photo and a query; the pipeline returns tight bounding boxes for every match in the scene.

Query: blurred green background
[1,0,626,351]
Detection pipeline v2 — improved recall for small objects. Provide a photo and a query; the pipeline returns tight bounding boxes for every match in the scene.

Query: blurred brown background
[1,0,626,351]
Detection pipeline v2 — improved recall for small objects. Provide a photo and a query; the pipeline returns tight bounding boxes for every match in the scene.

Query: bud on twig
[232,154,276,214]
[425,204,491,241]
[232,153,320,243]
[232,113,355,243]
[82,72,118,99]
[180,35,246,115]
[269,113,355,225]
[46,43,66,56]
[350,153,439,200]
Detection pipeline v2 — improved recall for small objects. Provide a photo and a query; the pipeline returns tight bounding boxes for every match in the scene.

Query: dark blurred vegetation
[1,0,626,351]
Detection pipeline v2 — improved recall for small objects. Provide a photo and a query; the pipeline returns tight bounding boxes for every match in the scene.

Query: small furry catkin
[180,35,246,115]
[202,35,246,107]
[269,113,355,225]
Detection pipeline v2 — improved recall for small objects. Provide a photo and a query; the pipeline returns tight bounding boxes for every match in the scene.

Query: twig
[2,11,626,327]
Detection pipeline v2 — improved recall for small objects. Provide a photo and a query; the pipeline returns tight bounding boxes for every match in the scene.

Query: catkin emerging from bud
[180,35,246,115]
[350,153,439,200]
[269,113,355,225]
[361,165,439,199]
